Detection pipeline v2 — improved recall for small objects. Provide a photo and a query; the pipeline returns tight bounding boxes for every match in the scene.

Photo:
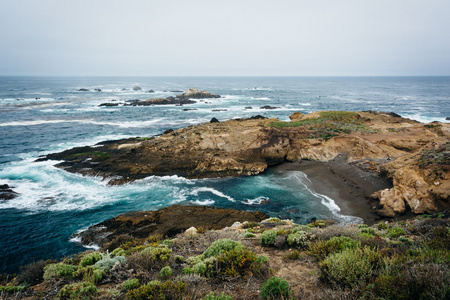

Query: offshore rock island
[39,109,450,218]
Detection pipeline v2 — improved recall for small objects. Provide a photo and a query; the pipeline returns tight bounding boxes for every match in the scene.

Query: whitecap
[190,187,235,202]
[191,199,215,205]
[242,196,268,205]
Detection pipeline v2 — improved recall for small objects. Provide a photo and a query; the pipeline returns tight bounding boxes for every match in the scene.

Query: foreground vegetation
[1,212,449,299]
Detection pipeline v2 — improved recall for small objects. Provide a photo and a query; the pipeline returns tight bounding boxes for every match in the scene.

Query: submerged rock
[99,103,119,107]
[260,105,279,110]
[132,86,142,91]
[77,88,89,92]
[73,205,268,248]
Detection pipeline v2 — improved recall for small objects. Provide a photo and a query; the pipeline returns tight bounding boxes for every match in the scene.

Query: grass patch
[268,111,377,140]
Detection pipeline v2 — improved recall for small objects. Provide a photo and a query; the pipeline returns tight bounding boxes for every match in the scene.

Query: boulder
[260,105,279,110]
[72,205,268,248]
[0,184,18,200]
[77,88,89,92]
[210,117,220,123]
[133,86,142,91]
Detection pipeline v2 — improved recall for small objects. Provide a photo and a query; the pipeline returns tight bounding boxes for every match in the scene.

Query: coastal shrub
[142,246,172,262]
[260,277,291,300]
[427,226,450,250]
[122,278,140,291]
[175,255,184,263]
[359,227,376,236]
[309,236,360,260]
[57,281,97,299]
[377,222,389,230]
[201,292,233,300]
[287,231,316,249]
[398,236,413,245]
[242,221,259,229]
[244,232,256,238]
[94,252,126,271]
[387,226,407,238]
[308,220,327,228]
[73,266,103,284]
[79,251,102,267]
[217,248,266,277]
[320,247,373,288]
[111,247,126,257]
[104,234,136,252]
[204,239,244,258]
[125,280,187,300]
[257,255,269,264]
[17,260,46,285]
[160,266,173,279]
[43,263,77,280]
[260,230,278,246]
[0,285,25,293]
[192,257,216,277]
[127,251,164,272]
[183,267,194,275]
[283,250,303,261]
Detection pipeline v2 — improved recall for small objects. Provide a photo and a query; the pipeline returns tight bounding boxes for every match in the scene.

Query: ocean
[1,76,449,273]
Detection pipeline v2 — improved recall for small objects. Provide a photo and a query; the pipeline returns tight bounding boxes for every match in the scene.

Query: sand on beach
[273,156,394,225]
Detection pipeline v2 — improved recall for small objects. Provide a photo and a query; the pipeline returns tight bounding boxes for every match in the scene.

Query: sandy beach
[273,156,394,225]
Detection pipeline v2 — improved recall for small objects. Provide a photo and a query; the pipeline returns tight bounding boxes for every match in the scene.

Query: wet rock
[210,117,220,123]
[95,88,102,92]
[183,108,198,111]
[248,115,267,120]
[72,205,269,248]
[163,129,174,135]
[133,86,142,91]
[212,109,227,112]
[148,90,155,93]
[446,117,450,120]
[245,107,253,109]
[260,105,279,110]
[99,103,119,107]
[170,90,183,93]
[77,88,89,92]
[0,184,18,200]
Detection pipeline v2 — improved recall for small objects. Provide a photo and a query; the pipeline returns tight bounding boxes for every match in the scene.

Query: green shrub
[287,231,315,248]
[201,291,233,300]
[142,246,172,262]
[260,277,291,300]
[358,224,368,229]
[175,255,184,263]
[192,257,216,277]
[260,230,278,246]
[94,252,126,271]
[122,278,140,291]
[309,236,360,260]
[244,232,256,238]
[217,248,266,277]
[257,255,269,264]
[160,266,173,279]
[204,239,244,258]
[183,267,194,275]
[111,247,126,257]
[387,226,407,238]
[359,227,376,235]
[377,222,389,230]
[283,250,302,261]
[79,251,102,267]
[43,263,77,280]
[125,280,187,300]
[320,247,374,288]
[0,285,25,293]
[57,281,97,299]
[308,220,327,228]
[398,236,413,245]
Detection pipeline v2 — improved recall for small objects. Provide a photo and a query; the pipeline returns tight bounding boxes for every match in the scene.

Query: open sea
[1,76,449,273]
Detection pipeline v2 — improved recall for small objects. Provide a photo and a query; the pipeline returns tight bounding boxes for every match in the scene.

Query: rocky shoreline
[37,110,449,218]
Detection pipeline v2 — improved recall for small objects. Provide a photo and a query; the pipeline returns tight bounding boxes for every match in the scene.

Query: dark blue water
[1,76,449,273]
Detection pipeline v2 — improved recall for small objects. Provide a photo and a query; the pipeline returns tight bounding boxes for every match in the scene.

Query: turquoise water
[1,76,449,273]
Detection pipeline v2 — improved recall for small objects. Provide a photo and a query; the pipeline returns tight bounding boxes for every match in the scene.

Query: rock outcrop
[73,205,268,248]
[39,111,450,217]
[0,184,18,200]
[126,88,220,106]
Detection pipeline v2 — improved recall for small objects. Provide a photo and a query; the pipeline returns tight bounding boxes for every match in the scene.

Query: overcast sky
[1,0,449,76]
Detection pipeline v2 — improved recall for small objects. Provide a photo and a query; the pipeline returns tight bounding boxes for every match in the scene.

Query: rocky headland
[38,110,449,218]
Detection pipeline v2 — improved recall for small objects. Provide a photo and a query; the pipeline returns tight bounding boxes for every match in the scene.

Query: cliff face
[40,111,450,217]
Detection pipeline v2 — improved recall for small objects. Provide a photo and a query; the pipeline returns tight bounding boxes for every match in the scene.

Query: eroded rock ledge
[73,205,268,248]
[39,111,450,217]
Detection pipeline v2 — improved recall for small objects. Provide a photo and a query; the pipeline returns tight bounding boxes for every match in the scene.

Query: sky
[1,0,449,76]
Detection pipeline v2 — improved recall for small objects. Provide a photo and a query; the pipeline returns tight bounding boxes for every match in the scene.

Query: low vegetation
[268,111,378,140]
[1,211,448,299]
